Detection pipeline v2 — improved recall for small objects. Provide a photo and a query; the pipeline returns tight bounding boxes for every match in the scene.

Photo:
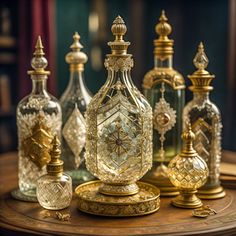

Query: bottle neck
[154,55,173,68]
[64,68,91,105]
[31,75,48,95]
[193,92,210,103]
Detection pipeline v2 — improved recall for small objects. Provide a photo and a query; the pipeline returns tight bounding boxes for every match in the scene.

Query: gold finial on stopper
[28,36,50,75]
[65,32,88,71]
[193,42,209,70]
[181,124,196,156]
[111,15,127,42]
[155,10,172,39]
[154,10,174,59]
[188,42,215,92]
[108,15,130,56]
[47,136,64,176]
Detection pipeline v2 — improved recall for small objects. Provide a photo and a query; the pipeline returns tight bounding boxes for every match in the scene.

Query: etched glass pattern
[17,96,61,197]
[86,68,153,185]
[168,154,208,189]
[37,174,72,210]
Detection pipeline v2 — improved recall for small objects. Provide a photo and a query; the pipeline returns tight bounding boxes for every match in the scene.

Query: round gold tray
[75,180,160,217]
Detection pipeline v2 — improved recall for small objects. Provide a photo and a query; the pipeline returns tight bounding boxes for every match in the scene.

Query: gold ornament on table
[168,125,209,208]
[13,36,61,202]
[142,10,185,197]
[183,42,225,199]
[75,15,160,217]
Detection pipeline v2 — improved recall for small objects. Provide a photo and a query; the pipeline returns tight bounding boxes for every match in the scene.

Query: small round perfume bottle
[37,136,72,210]
[168,125,209,208]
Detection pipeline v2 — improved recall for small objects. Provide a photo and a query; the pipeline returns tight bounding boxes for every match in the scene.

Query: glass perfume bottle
[37,136,72,210]
[85,16,153,196]
[60,32,93,185]
[183,42,225,199]
[168,125,208,208]
[142,10,185,196]
[16,36,61,200]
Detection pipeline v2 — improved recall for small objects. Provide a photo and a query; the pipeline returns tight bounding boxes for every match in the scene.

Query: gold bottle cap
[47,136,64,176]
[107,15,130,56]
[188,42,215,92]
[65,32,88,71]
[180,124,197,157]
[154,10,174,60]
[27,36,50,75]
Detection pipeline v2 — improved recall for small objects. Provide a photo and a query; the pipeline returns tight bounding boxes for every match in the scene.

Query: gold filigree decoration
[76,181,160,217]
[193,205,217,218]
[143,69,185,90]
[22,115,53,169]
[104,57,134,72]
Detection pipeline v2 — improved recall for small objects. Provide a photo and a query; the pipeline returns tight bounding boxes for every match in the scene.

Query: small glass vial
[16,36,61,199]
[183,42,225,199]
[168,125,208,208]
[60,32,94,185]
[37,136,72,210]
[142,10,185,196]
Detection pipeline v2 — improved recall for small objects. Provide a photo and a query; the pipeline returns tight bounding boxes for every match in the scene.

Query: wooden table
[1,151,236,236]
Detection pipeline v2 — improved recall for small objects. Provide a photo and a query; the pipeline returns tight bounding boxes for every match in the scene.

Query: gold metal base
[75,180,160,217]
[143,176,179,197]
[197,186,226,200]
[172,190,203,209]
[99,182,139,196]
[11,189,38,202]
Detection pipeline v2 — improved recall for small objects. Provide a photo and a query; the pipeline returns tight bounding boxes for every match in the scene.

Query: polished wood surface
[1,152,236,236]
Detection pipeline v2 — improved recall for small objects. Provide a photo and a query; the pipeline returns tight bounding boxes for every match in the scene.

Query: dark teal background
[56,0,231,149]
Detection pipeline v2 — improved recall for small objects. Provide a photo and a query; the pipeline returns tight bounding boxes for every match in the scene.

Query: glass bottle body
[183,92,222,189]
[17,76,61,197]
[143,56,185,167]
[86,64,153,187]
[36,173,72,210]
[60,70,93,184]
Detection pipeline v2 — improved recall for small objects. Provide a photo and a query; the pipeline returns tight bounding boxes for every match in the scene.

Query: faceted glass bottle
[37,136,72,210]
[143,11,185,196]
[60,32,93,185]
[183,42,225,199]
[16,37,61,199]
[85,16,153,196]
[168,125,208,208]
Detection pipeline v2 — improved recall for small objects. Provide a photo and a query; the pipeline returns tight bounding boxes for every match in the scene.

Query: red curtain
[18,0,56,99]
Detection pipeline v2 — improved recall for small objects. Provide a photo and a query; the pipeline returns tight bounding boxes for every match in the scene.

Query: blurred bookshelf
[0,0,18,153]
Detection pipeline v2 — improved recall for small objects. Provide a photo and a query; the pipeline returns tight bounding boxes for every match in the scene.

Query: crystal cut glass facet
[62,105,86,168]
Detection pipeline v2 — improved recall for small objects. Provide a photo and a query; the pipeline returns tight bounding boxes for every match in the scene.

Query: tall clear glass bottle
[183,42,225,199]
[60,32,93,185]
[142,11,185,196]
[85,16,153,196]
[16,37,61,200]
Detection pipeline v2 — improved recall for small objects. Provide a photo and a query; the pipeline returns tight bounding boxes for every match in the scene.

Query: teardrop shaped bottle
[85,16,153,196]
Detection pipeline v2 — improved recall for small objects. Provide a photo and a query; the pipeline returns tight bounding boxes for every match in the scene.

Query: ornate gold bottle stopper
[107,15,130,56]
[65,32,88,72]
[154,10,174,60]
[105,16,133,71]
[27,36,50,76]
[188,42,215,92]
[47,136,64,176]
